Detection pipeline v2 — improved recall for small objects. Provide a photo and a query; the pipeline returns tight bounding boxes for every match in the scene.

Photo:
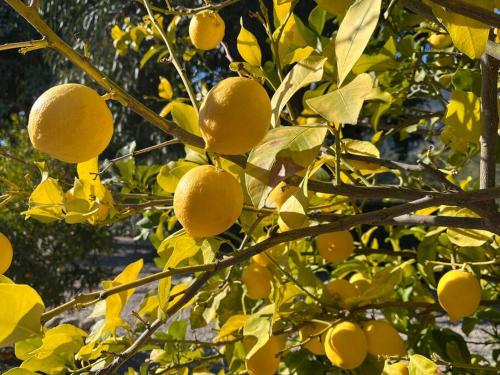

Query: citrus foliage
[1,0,500,374]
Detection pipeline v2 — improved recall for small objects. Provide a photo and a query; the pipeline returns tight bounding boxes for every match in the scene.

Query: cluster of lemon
[238,231,483,373]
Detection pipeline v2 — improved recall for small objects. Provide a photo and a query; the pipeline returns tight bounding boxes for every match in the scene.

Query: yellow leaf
[24,178,64,223]
[335,0,381,85]
[158,76,173,100]
[166,284,195,310]
[138,295,159,318]
[0,284,45,348]
[307,73,373,124]
[270,55,327,127]
[315,0,352,17]
[157,232,201,310]
[432,0,493,59]
[282,46,315,65]
[447,208,493,247]
[278,189,309,231]
[103,259,143,334]
[4,369,38,375]
[171,101,203,153]
[441,90,482,152]
[32,324,86,361]
[237,18,262,66]
[157,160,198,193]
[215,314,247,341]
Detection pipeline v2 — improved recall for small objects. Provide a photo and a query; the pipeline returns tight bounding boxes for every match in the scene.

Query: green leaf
[335,0,381,85]
[157,232,200,311]
[278,188,309,230]
[432,0,493,59]
[307,73,372,124]
[216,315,247,341]
[140,45,165,69]
[0,284,44,348]
[243,304,274,359]
[237,18,262,66]
[446,208,493,247]
[440,90,482,152]
[4,369,38,375]
[270,55,327,127]
[245,126,327,208]
[409,354,438,375]
[315,0,352,17]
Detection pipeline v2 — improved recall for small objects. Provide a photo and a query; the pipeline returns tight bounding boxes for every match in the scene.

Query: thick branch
[428,0,500,28]
[96,270,216,375]
[480,50,500,190]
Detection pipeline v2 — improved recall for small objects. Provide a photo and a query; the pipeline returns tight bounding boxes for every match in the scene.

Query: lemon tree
[0,0,499,374]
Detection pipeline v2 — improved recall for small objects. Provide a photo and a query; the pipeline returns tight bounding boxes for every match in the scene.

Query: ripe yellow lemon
[173,165,243,238]
[383,361,409,375]
[246,335,285,375]
[325,279,359,308]
[189,10,225,50]
[199,77,271,155]
[268,182,298,209]
[437,270,481,322]
[242,263,273,300]
[0,233,13,275]
[324,322,367,369]
[28,84,113,163]
[362,320,406,357]
[299,321,329,355]
[428,33,452,49]
[316,231,354,263]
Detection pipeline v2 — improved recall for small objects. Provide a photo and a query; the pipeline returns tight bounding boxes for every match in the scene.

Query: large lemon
[437,270,481,322]
[316,231,354,263]
[362,320,406,357]
[28,84,113,163]
[324,321,367,369]
[246,335,285,375]
[0,233,13,275]
[199,77,271,155]
[189,10,225,50]
[299,321,329,355]
[242,263,273,300]
[173,165,243,238]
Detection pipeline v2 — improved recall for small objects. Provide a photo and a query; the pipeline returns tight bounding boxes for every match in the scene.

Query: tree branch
[428,0,500,28]
[133,0,239,16]
[0,38,47,53]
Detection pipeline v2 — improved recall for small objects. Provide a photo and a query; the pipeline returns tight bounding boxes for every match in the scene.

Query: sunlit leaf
[215,315,247,342]
[246,126,327,208]
[237,18,262,66]
[0,284,44,348]
[409,354,437,375]
[432,0,493,59]
[24,178,64,223]
[441,90,482,152]
[335,0,381,85]
[270,55,327,127]
[307,73,372,124]
[158,76,173,100]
